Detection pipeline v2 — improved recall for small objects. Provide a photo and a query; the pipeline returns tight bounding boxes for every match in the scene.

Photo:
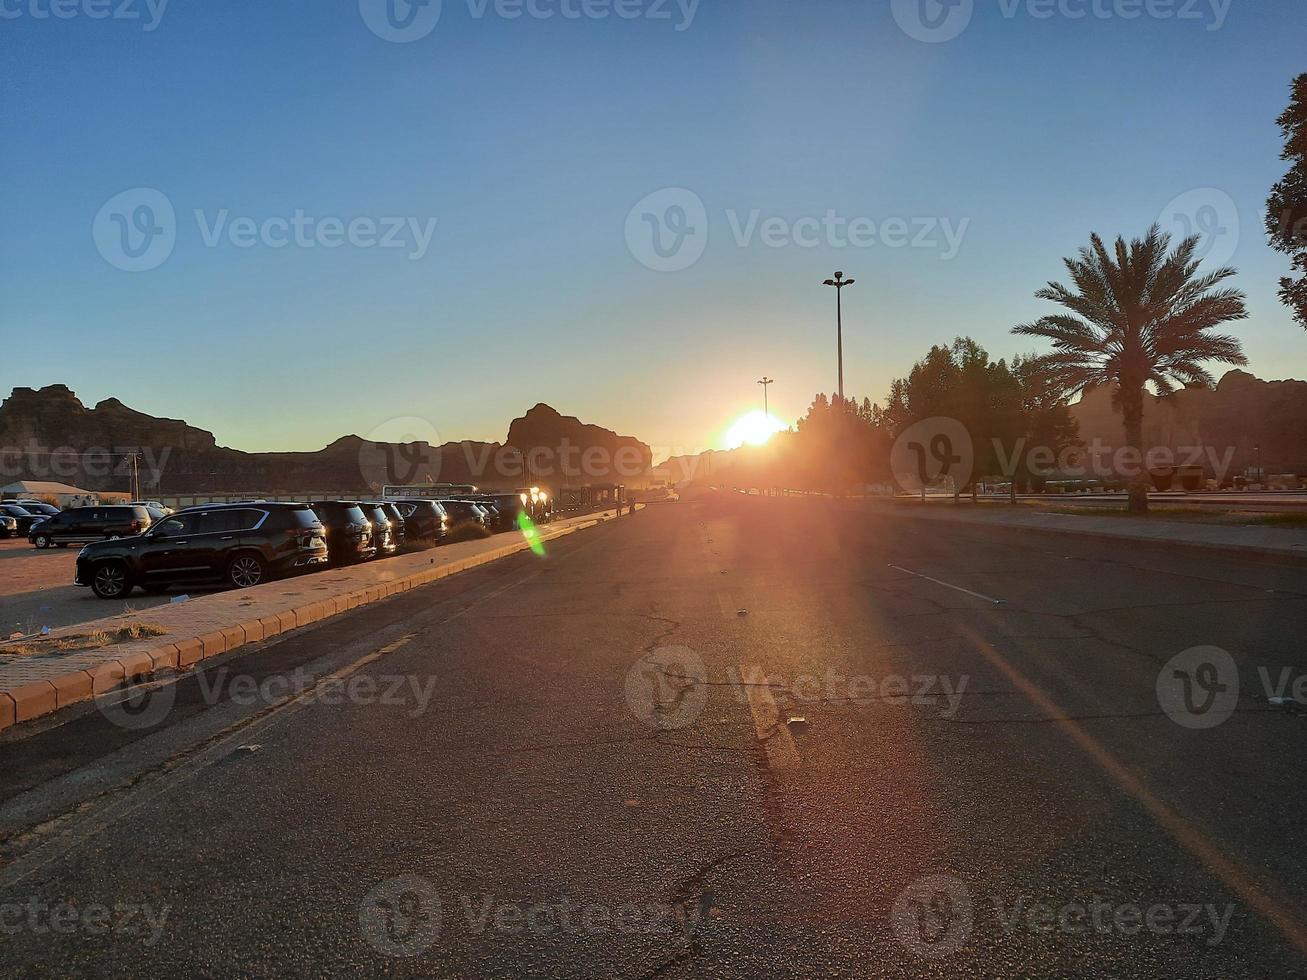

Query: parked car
[438,499,492,538]
[0,514,16,539]
[6,500,60,518]
[472,493,529,532]
[368,502,408,551]
[391,499,449,546]
[0,504,49,536]
[358,503,397,558]
[74,502,328,599]
[29,505,154,549]
[309,501,376,565]
[130,499,174,516]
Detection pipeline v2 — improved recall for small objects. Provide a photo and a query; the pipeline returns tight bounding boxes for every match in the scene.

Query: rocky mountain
[1068,370,1307,477]
[0,386,651,495]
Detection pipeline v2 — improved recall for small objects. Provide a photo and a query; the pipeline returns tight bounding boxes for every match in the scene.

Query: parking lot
[0,538,182,635]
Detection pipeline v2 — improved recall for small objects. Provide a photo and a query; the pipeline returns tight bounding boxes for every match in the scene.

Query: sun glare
[724,410,785,449]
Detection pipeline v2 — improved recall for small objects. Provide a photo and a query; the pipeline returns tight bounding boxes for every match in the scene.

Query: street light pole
[757,376,774,418]
[822,272,856,403]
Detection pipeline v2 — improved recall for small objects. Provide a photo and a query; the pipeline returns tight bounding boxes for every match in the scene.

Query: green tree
[1008,354,1082,498]
[884,338,1026,499]
[1266,73,1307,330]
[1013,226,1247,513]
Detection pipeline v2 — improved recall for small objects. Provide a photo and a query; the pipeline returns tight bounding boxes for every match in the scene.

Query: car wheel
[33,534,51,549]
[90,561,131,600]
[227,554,267,589]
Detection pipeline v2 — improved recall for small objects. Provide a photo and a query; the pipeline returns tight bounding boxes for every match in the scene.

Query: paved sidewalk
[865,499,1307,559]
[0,507,633,732]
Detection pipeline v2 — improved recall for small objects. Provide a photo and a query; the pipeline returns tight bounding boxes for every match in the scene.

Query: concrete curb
[0,511,623,733]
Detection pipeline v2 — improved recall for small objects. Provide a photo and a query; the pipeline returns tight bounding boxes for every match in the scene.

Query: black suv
[358,503,397,558]
[391,499,450,546]
[368,502,408,551]
[310,501,376,565]
[0,504,48,536]
[30,505,153,549]
[472,493,528,532]
[437,499,490,539]
[75,503,328,599]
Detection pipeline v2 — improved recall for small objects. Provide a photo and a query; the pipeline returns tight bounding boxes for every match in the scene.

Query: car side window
[154,515,200,536]
[202,509,262,533]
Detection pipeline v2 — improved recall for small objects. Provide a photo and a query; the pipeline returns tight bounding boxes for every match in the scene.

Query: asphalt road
[2,494,1306,977]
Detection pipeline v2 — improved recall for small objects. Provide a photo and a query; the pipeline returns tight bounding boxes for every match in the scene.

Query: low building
[0,480,100,508]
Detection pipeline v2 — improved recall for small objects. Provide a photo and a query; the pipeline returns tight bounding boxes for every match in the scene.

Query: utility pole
[822,271,856,403]
[757,377,774,418]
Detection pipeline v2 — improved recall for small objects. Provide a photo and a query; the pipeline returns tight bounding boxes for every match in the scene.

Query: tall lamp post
[822,272,855,403]
[757,376,774,419]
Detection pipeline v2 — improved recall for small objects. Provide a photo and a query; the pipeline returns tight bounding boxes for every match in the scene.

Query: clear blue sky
[3,0,1304,459]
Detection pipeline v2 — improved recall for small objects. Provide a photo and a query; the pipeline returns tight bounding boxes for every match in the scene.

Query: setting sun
[724,410,786,449]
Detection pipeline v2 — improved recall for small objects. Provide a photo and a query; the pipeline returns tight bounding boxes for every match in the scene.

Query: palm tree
[1013,225,1248,513]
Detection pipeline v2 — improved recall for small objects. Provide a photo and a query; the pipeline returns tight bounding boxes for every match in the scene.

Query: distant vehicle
[367,502,408,551]
[0,504,48,536]
[29,505,154,549]
[130,499,174,516]
[471,493,530,532]
[358,502,397,558]
[74,502,328,599]
[6,500,60,517]
[310,501,376,565]
[438,499,493,537]
[0,514,16,539]
[390,499,449,546]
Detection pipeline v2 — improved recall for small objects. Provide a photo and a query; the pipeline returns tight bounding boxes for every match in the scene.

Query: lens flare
[517,510,545,556]
[724,411,784,449]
